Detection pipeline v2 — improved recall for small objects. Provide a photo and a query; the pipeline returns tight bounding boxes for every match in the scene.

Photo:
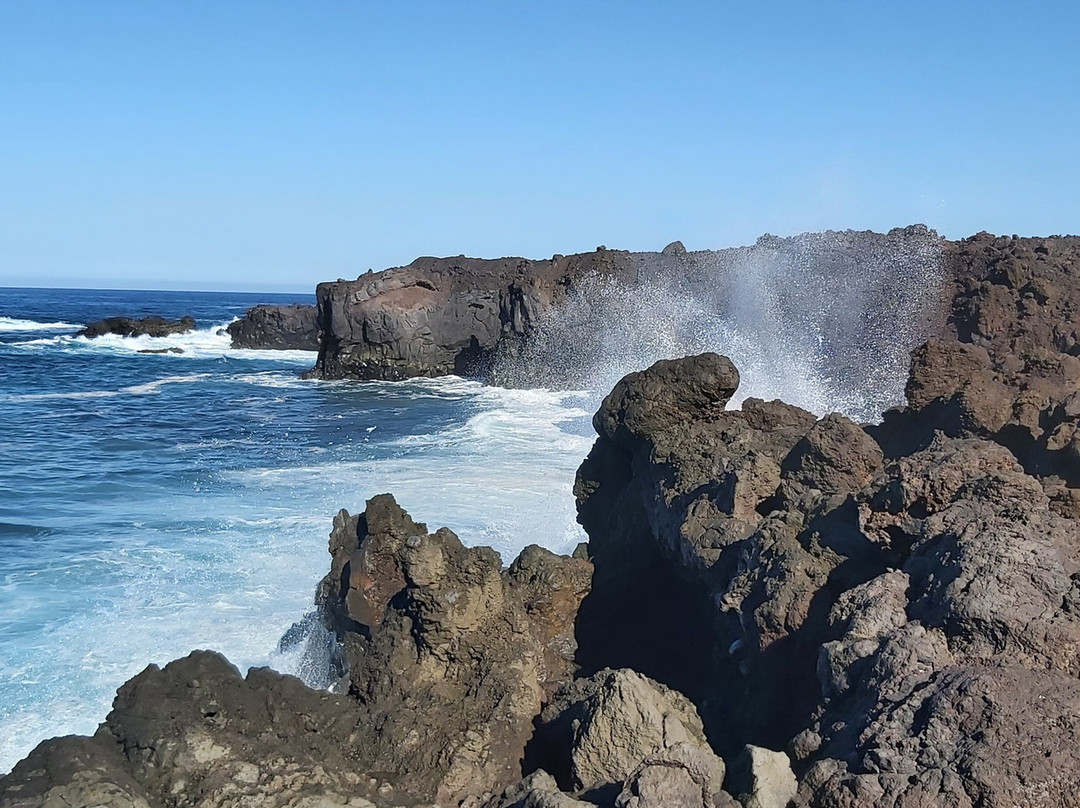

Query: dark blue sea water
[0,287,591,773]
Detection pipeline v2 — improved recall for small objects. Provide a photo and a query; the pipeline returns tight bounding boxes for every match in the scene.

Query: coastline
[3,229,1080,806]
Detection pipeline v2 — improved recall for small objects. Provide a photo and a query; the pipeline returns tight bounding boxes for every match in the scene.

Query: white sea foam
[6,390,120,402]
[9,322,317,364]
[231,378,591,564]
[0,317,81,332]
[120,374,214,395]
[0,374,594,773]
[497,229,946,423]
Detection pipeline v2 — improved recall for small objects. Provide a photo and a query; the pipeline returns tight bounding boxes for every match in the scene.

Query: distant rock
[661,240,686,256]
[227,304,319,350]
[78,315,195,338]
[136,347,184,354]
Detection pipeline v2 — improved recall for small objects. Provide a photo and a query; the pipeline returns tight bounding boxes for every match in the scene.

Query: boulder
[726,746,797,808]
[531,668,718,797]
[616,742,734,808]
[227,304,319,350]
[480,770,597,808]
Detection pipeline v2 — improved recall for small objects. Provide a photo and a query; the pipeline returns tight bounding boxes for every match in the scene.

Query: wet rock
[136,346,184,354]
[78,315,196,338]
[227,304,319,350]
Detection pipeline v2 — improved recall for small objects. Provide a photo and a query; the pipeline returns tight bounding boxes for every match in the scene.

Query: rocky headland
[228,225,941,399]
[4,231,1080,807]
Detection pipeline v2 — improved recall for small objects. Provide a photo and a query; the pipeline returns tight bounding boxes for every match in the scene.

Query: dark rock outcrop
[314,494,592,804]
[574,348,1080,806]
[306,250,642,381]
[227,304,319,350]
[78,315,196,338]
[0,651,385,808]
[1,498,595,808]
[567,235,1080,807]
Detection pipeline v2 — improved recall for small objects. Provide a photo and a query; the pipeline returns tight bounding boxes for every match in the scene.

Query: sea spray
[495,226,946,422]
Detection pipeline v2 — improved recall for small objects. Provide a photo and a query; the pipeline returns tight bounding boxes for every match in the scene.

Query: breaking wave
[496,227,947,422]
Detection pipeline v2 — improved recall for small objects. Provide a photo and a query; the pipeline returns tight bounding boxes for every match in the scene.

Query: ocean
[0,287,593,774]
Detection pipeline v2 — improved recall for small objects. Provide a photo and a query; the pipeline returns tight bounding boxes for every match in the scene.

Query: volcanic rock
[616,743,733,808]
[316,494,593,804]
[227,304,319,350]
[529,668,722,799]
[481,770,597,808]
[306,251,644,381]
[306,226,946,390]
[78,315,196,338]
[726,746,797,808]
[0,651,382,808]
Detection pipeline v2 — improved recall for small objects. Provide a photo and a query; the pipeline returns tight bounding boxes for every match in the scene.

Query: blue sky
[1,1,1078,292]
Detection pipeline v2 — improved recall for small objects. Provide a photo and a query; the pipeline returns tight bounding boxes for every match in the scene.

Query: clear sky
[1,1,1078,292]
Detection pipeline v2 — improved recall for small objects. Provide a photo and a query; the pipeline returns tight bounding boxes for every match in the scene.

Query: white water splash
[498,227,946,422]
[0,317,81,332]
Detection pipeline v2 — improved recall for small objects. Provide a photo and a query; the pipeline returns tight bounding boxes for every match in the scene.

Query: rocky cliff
[301,227,943,393]
[303,250,643,381]
[4,231,1080,808]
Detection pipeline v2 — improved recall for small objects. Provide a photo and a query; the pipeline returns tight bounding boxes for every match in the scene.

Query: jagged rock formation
[227,304,319,350]
[0,651,383,808]
[314,494,593,803]
[571,234,1080,805]
[78,315,196,338]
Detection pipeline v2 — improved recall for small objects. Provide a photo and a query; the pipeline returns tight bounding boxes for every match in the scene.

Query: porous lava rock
[0,651,386,808]
[569,232,1080,807]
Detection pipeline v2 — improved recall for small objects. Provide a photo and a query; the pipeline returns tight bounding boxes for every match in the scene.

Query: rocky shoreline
[228,225,944,403]
[4,230,1080,807]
